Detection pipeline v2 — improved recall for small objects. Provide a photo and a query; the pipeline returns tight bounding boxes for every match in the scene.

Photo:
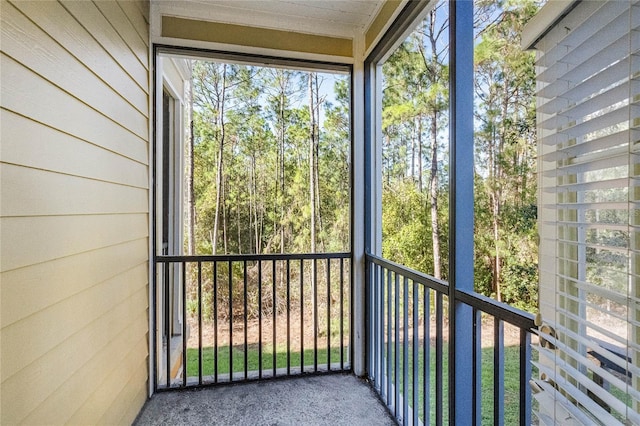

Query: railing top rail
[366,252,449,294]
[156,252,351,263]
[455,289,536,330]
[366,252,536,331]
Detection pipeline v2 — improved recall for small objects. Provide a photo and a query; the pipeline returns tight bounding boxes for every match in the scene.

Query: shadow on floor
[134,373,396,425]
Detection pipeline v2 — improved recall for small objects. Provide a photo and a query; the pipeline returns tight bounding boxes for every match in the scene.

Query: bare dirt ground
[186,311,526,350]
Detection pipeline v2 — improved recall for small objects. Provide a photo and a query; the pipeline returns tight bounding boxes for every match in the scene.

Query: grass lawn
[376,344,530,425]
[186,344,346,377]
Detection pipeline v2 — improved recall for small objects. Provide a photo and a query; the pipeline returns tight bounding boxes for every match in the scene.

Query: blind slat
[541,129,630,162]
[533,360,624,424]
[533,1,638,422]
[539,82,630,131]
[535,1,629,67]
[538,58,630,112]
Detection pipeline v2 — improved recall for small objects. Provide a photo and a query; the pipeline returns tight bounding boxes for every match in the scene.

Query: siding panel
[117,0,150,43]
[60,0,148,89]
[1,164,148,217]
[1,262,147,382]
[1,1,148,136]
[1,53,148,164]
[1,110,148,188]
[94,0,148,65]
[1,214,148,272]
[2,287,148,424]
[8,0,148,114]
[1,239,148,327]
[0,0,150,423]
[67,339,149,425]
[0,55,148,163]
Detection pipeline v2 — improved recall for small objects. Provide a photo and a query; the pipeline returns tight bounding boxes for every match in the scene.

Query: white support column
[352,33,366,377]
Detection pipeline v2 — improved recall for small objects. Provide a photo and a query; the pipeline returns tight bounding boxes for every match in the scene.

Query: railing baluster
[286,259,291,376]
[473,308,482,425]
[313,258,318,372]
[494,317,504,426]
[412,280,419,426]
[229,260,233,382]
[327,258,331,370]
[519,329,532,425]
[153,253,350,389]
[403,276,409,425]
[364,254,535,426]
[197,261,202,385]
[386,267,392,406]
[394,272,400,418]
[152,259,158,390]
[348,257,353,368]
[243,260,248,381]
[164,263,170,388]
[272,259,276,377]
[372,262,378,386]
[182,261,187,387]
[300,259,304,372]
[258,260,262,379]
[213,261,218,384]
[424,287,430,426]
[436,292,443,426]
[340,258,345,371]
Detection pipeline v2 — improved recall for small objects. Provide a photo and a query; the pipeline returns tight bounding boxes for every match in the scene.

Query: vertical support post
[353,34,367,378]
[449,1,475,425]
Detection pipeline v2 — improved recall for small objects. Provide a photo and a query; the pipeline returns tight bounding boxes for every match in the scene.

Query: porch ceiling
[154,0,389,39]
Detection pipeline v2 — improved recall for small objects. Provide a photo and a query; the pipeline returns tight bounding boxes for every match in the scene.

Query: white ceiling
[155,0,388,39]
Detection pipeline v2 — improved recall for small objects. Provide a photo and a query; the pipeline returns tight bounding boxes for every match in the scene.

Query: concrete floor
[134,373,396,426]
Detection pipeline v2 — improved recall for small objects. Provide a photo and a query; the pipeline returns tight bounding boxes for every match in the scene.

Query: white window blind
[534,1,640,424]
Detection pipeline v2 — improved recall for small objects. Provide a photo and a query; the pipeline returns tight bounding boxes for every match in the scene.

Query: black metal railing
[154,252,351,390]
[366,253,536,425]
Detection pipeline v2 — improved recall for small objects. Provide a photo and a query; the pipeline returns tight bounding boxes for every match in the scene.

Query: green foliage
[473,0,539,311]
[380,0,540,312]
[190,63,350,256]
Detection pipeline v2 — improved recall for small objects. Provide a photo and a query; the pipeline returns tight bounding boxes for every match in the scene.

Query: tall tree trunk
[280,81,286,254]
[411,121,416,181]
[308,73,318,329]
[212,64,227,254]
[492,198,501,301]
[237,205,242,254]
[313,75,324,251]
[308,73,317,255]
[429,112,442,279]
[185,77,195,255]
[418,116,424,192]
[492,86,511,302]
[222,181,228,254]
[251,155,260,254]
